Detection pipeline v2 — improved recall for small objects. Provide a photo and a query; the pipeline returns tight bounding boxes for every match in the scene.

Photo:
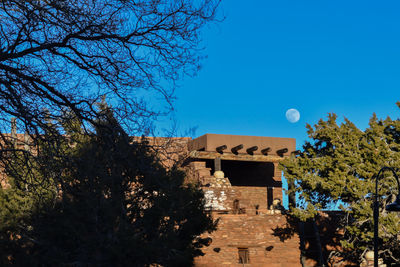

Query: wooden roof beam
[189,150,286,162]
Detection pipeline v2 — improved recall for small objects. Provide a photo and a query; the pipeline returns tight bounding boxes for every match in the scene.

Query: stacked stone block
[185,160,301,266]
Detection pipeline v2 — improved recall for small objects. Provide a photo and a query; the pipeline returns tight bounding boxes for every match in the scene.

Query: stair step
[190,161,206,169]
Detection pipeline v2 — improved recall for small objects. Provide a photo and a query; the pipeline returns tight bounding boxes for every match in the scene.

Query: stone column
[272,162,283,204]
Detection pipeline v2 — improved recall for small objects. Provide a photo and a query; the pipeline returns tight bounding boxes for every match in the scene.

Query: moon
[286,108,300,123]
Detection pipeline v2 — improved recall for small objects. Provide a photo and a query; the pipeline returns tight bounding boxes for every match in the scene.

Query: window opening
[233,199,239,214]
[233,199,246,214]
[238,247,250,264]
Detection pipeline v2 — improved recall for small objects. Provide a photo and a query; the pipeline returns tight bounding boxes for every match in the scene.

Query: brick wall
[186,160,301,266]
[194,214,301,267]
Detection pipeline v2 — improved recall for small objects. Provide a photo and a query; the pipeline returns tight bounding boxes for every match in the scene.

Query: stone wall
[195,214,301,267]
[186,160,301,266]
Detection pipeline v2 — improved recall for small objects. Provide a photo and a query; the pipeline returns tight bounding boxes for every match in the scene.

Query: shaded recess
[222,161,274,187]
[198,160,280,187]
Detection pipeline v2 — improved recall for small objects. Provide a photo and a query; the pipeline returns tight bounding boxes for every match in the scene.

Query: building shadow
[272,211,356,267]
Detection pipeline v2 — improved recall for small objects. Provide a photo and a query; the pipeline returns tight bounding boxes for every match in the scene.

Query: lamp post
[373,167,400,267]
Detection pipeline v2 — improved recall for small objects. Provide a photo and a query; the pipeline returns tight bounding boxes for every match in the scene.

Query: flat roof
[188,133,296,158]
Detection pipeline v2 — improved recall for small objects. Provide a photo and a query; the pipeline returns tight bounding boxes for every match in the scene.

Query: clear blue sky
[168,0,400,149]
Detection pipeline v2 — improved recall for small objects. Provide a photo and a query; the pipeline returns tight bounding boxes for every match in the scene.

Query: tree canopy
[0,0,220,137]
[281,103,400,264]
[0,111,215,266]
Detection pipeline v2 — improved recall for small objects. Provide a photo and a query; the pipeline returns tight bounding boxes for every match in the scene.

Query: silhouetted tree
[0,0,220,138]
[0,110,215,266]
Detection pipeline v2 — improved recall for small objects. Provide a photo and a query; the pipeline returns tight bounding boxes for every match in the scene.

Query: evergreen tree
[281,104,400,264]
[0,111,215,266]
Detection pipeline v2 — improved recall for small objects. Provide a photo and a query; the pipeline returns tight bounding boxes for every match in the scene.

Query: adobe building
[2,125,341,266]
[182,134,301,267]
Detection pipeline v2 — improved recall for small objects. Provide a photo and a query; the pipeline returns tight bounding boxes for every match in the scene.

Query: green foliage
[281,105,400,264]
[0,145,58,265]
[0,111,215,266]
